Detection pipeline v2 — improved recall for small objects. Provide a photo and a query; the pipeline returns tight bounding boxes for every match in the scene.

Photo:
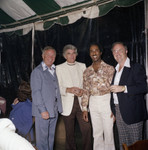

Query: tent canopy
[0,0,142,34]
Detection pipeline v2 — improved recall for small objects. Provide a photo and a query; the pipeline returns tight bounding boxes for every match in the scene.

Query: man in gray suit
[31,46,62,150]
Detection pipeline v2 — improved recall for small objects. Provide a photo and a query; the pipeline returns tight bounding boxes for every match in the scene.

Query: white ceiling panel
[55,0,87,7]
[0,0,36,21]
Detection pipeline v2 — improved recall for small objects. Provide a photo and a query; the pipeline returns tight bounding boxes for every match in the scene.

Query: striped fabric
[115,105,143,150]
[0,0,142,33]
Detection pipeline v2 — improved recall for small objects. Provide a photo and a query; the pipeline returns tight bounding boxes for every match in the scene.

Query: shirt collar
[66,61,76,66]
[115,57,130,71]
[42,61,55,71]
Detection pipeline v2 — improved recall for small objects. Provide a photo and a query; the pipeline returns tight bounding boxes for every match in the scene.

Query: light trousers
[89,94,115,150]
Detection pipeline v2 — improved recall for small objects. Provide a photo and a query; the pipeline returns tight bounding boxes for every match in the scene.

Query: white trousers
[89,94,115,150]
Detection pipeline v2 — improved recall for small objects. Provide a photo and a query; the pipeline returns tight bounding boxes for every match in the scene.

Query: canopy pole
[144,0,148,139]
[31,24,35,70]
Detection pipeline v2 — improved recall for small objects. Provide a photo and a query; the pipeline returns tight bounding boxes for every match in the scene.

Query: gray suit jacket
[31,63,62,118]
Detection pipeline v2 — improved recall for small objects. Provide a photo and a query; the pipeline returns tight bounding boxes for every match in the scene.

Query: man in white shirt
[110,42,147,150]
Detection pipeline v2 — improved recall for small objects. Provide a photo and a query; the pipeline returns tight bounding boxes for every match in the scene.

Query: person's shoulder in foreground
[0,118,35,150]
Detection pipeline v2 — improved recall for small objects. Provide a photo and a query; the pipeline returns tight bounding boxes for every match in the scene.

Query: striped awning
[0,0,142,34]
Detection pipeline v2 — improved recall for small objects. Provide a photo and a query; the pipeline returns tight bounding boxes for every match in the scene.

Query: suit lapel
[112,66,131,85]
[75,63,82,87]
[43,69,55,82]
[111,70,117,85]
[63,62,73,85]
[119,67,131,85]
[38,63,55,80]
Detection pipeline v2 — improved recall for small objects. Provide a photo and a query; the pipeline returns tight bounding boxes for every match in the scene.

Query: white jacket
[56,61,86,116]
[0,118,35,150]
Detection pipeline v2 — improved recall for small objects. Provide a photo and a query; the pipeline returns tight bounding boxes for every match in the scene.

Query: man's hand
[41,111,50,120]
[75,89,84,97]
[66,87,84,97]
[110,85,125,93]
[110,112,116,122]
[66,87,79,94]
[83,111,89,122]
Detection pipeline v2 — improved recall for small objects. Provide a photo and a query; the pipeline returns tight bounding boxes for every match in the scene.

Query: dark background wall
[0,1,145,115]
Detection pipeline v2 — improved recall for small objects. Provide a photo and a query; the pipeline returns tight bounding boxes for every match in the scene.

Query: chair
[122,140,148,150]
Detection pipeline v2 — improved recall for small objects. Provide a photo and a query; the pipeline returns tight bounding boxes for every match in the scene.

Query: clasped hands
[66,87,84,97]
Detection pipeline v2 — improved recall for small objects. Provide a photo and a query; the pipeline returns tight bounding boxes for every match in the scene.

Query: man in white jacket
[0,118,35,150]
[56,44,92,150]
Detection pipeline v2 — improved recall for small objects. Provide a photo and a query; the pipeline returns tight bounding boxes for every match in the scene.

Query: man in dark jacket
[110,42,147,150]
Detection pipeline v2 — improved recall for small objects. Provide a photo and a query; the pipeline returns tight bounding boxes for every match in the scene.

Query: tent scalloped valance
[0,0,142,35]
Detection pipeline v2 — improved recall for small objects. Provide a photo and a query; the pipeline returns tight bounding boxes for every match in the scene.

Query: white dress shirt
[113,57,130,104]
[42,61,55,76]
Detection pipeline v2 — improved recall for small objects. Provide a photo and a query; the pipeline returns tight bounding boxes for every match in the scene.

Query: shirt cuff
[124,86,128,93]
[82,106,87,112]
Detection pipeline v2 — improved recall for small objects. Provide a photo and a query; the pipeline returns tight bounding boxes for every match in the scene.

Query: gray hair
[63,44,78,57]
[42,46,56,55]
[111,42,127,51]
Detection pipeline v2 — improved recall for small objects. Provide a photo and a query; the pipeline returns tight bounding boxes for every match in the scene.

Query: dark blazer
[110,62,147,125]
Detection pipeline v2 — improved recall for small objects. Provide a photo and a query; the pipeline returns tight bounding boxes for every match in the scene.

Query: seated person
[9,80,34,141]
[0,96,6,118]
[0,118,35,150]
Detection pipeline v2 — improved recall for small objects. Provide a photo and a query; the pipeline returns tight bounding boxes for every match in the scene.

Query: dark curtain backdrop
[34,1,145,68]
[0,32,32,112]
[0,1,145,114]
